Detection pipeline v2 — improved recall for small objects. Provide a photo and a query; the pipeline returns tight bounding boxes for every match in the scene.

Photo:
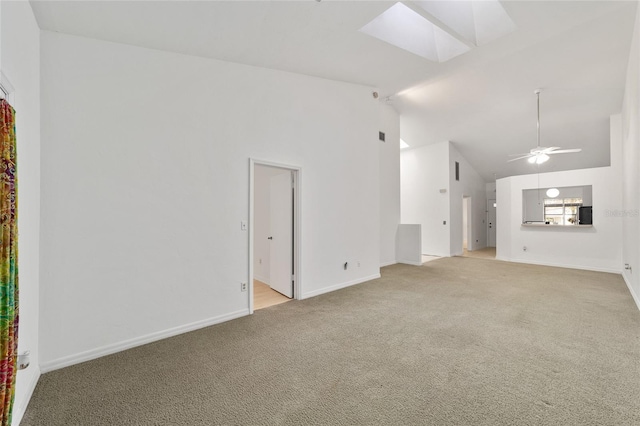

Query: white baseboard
[622,272,640,311]
[497,257,622,274]
[254,274,269,285]
[40,309,250,373]
[397,259,423,266]
[380,260,397,267]
[13,366,41,426]
[301,273,381,299]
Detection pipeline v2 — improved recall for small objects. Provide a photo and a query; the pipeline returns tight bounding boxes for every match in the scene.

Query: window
[522,185,592,225]
[544,198,582,225]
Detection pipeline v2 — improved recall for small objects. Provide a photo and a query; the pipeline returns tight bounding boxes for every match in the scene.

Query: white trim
[12,367,41,426]
[397,259,423,266]
[253,274,269,285]
[249,159,302,315]
[521,223,593,228]
[300,273,381,299]
[249,161,255,314]
[496,256,622,274]
[0,71,15,105]
[464,195,473,252]
[622,272,640,311]
[380,260,397,267]
[40,309,249,373]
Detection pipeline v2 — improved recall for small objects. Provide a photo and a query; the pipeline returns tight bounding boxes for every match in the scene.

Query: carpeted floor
[462,247,496,259]
[22,258,640,425]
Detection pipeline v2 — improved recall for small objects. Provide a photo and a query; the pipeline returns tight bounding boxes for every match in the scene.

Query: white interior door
[488,199,497,247]
[269,171,293,298]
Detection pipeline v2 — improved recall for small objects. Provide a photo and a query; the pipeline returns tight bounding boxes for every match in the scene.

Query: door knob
[268,236,273,240]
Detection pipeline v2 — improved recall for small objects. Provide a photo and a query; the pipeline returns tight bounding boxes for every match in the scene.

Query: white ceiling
[30,0,638,181]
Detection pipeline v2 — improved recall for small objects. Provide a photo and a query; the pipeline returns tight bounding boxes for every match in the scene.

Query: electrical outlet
[240,282,247,292]
[259,258,262,264]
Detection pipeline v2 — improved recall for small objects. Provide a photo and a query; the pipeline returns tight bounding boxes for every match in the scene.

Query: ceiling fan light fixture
[528,153,549,164]
[536,153,549,164]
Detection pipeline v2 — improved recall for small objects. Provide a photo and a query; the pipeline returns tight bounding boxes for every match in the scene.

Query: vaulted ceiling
[30,0,638,181]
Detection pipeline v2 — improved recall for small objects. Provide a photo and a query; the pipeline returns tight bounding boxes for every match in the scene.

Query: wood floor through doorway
[253,279,290,310]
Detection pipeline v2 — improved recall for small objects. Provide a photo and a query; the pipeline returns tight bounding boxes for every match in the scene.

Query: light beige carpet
[462,247,496,259]
[23,258,640,425]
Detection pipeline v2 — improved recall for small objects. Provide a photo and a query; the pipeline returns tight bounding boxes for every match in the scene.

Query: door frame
[462,195,472,251]
[249,158,302,314]
[487,198,497,248]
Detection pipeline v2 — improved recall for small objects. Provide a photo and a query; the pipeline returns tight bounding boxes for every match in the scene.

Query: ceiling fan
[508,89,582,164]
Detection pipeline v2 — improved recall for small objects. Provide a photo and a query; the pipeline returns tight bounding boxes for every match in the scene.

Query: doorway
[462,196,471,252]
[488,198,496,247]
[249,160,300,313]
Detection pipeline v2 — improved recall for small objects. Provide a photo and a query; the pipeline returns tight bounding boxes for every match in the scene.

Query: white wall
[621,5,640,309]
[396,224,422,265]
[379,104,400,267]
[39,31,386,370]
[449,143,488,255]
[486,182,497,200]
[400,141,487,256]
[496,115,623,273]
[253,165,290,284]
[1,2,41,424]
[401,141,450,256]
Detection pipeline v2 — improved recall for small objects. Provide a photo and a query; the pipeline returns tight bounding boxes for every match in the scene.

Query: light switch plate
[240,220,247,231]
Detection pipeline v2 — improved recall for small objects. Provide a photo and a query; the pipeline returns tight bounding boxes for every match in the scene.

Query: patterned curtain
[0,99,18,426]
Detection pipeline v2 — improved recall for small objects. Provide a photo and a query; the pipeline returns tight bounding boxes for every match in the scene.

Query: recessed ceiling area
[28,0,638,182]
[416,0,517,47]
[359,2,471,63]
[359,0,517,63]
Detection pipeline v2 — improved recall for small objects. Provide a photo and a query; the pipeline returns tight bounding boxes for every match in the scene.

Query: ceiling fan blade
[508,153,530,157]
[508,92,583,164]
[540,146,561,153]
[548,149,582,154]
[507,155,532,162]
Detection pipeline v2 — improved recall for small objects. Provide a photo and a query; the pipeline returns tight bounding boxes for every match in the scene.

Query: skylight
[359,2,470,63]
[416,0,516,46]
[359,1,516,62]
